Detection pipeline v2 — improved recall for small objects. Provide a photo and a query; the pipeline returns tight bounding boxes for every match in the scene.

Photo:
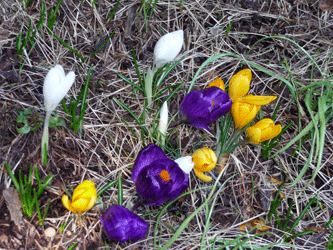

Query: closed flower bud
[100,205,148,242]
[153,30,184,69]
[192,147,217,182]
[62,180,97,213]
[158,101,168,145]
[43,65,75,114]
[245,118,282,145]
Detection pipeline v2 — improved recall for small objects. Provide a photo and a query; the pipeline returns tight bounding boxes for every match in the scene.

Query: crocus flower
[62,180,97,213]
[192,147,217,182]
[132,144,189,206]
[41,65,75,164]
[175,156,194,174]
[229,69,277,130]
[146,30,184,106]
[245,118,282,145]
[153,30,184,70]
[158,101,168,145]
[100,205,148,242]
[179,86,232,130]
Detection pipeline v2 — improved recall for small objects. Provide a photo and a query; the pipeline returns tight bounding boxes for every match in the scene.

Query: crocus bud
[245,118,282,145]
[175,156,194,174]
[158,101,168,145]
[43,65,75,114]
[62,180,97,213]
[192,147,217,182]
[100,205,148,242]
[231,101,261,130]
[153,30,184,69]
[41,65,75,165]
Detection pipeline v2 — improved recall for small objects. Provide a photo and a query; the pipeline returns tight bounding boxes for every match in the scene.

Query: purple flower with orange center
[132,144,189,206]
[179,86,232,130]
[100,204,148,242]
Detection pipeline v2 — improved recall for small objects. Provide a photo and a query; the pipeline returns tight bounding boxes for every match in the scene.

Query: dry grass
[1,0,333,249]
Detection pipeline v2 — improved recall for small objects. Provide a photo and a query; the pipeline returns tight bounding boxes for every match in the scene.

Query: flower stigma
[159,170,170,182]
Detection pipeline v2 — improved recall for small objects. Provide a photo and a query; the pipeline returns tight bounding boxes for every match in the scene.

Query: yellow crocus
[192,147,217,182]
[207,78,225,92]
[62,180,97,213]
[245,118,282,145]
[228,69,277,129]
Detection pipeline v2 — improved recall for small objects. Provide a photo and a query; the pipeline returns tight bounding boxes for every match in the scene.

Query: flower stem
[41,111,51,165]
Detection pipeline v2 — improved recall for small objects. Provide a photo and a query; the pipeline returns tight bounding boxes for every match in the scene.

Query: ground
[0,0,333,249]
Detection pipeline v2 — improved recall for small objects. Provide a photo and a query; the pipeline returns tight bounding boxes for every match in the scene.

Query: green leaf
[17,124,31,134]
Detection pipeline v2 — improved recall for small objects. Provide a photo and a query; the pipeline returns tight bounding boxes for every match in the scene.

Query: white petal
[153,30,184,69]
[175,156,194,174]
[43,65,75,113]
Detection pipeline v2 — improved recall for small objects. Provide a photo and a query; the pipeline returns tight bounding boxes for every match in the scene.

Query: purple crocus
[132,144,189,206]
[179,86,232,130]
[100,204,148,242]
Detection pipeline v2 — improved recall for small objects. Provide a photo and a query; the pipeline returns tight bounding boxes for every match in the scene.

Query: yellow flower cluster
[228,69,277,130]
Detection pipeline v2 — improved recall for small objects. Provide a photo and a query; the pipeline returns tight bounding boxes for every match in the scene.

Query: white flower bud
[153,30,184,70]
[158,101,168,145]
[175,156,194,174]
[43,65,75,113]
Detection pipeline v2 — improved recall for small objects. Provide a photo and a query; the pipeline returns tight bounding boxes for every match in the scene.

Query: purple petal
[132,144,168,183]
[100,205,148,242]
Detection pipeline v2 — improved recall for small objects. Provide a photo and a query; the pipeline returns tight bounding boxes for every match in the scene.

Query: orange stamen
[212,99,215,106]
[159,170,170,182]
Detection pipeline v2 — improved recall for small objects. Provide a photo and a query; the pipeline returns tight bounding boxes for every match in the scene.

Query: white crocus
[145,30,184,107]
[158,101,168,146]
[153,30,184,70]
[41,65,75,165]
[175,156,194,174]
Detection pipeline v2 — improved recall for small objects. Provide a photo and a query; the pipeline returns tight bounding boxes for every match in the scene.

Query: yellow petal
[261,124,282,142]
[71,198,90,213]
[231,102,261,130]
[245,127,262,145]
[239,94,277,106]
[207,78,225,91]
[193,168,212,182]
[62,195,75,213]
[228,69,251,101]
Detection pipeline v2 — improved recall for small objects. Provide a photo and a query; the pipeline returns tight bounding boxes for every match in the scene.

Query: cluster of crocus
[62,180,97,214]
[100,205,148,242]
[42,65,75,165]
[131,144,190,206]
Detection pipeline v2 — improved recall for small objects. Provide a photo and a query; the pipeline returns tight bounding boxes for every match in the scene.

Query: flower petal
[132,144,168,183]
[193,168,212,182]
[231,101,261,130]
[62,195,75,213]
[175,156,194,174]
[207,78,225,91]
[239,94,277,106]
[228,69,252,101]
